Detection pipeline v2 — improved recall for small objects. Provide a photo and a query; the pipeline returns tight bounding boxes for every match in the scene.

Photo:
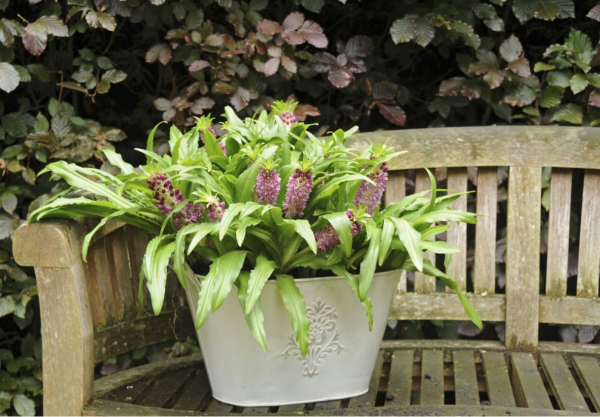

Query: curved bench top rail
[348,126,600,170]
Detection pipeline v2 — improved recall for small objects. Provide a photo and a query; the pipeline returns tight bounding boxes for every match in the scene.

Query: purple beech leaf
[373,81,398,102]
[311,52,336,72]
[263,57,280,76]
[188,60,211,72]
[282,12,304,31]
[231,87,251,111]
[508,57,531,77]
[298,20,328,48]
[588,4,600,21]
[327,65,353,88]
[439,77,467,96]
[344,35,373,58]
[500,35,523,63]
[377,103,406,127]
[257,19,282,34]
[281,56,297,73]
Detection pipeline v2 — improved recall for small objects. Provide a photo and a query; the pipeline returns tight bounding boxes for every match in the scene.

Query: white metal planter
[184,268,401,407]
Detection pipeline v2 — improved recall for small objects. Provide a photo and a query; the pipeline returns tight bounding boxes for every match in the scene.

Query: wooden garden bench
[13,125,600,416]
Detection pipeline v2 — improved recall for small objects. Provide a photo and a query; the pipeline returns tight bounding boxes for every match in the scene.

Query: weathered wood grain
[539,296,600,326]
[384,170,406,206]
[505,166,541,351]
[572,355,600,411]
[577,170,600,298]
[312,401,341,410]
[390,293,505,322]
[85,238,118,327]
[452,350,479,406]
[348,351,384,409]
[385,350,414,407]
[540,353,589,412]
[94,310,195,363]
[420,350,444,405]
[481,352,515,407]
[414,169,436,294]
[445,168,468,292]
[171,368,211,411]
[545,169,572,297]
[36,262,95,415]
[104,228,137,322]
[275,403,305,414]
[125,225,151,314]
[136,368,195,408]
[510,353,552,410]
[348,126,600,170]
[473,167,498,295]
[205,398,233,414]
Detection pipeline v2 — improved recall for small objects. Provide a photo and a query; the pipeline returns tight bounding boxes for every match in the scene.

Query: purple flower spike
[255,166,281,205]
[353,163,389,215]
[316,210,363,253]
[147,173,205,229]
[207,197,226,222]
[283,169,313,219]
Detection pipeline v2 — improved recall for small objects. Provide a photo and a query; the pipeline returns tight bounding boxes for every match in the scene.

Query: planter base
[185,268,400,407]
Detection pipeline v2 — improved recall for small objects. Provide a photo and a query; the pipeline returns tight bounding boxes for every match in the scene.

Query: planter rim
[190,268,401,283]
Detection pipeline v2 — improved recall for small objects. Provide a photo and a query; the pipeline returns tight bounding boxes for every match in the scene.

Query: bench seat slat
[572,355,600,411]
[510,353,552,410]
[171,368,211,411]
[385,349,414,407]
[452,350,479,406]
[347,350,384,409]
[420,350,444,405]
[137,368,195,408]
[482,352,515,407]
[540,353,589,412]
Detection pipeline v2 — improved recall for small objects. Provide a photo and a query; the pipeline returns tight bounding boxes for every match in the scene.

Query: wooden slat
[546,169,572,297]
[275,404,305,414]
[85,239,118,327]
[125,226,151,314]
[206,398,233,414]
[172,368,211,411]
[348,351,384,408]
[390,293,505,322]
[473,167,498,295]
[93,310,195,363]
[452,350,479,405]
[420,350,444,405]
[505,166,541,351]
[105,380,152,404]
[540,353,589,412]
[539,296,600,326]
[572,355,600,411]
[385,350,414,407]
[137,369,195,408]
[481,351,515,407]
[446,168,468,292]
[577,170,600,298]
[384,170,406,206]
[347,126,600,170]
[510,353,552,410]
[414,169,436,294]
[313,401,341,410]
[242,407,270,414]
[105,228,137,322]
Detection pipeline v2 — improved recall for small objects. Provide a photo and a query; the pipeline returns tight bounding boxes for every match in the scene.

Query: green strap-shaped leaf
[211,251,247,311]
[142,235,176,315]
[146,121,167,162]
[378,218,395,266]
[414,210,477,226]
[82,210,126,262]
[203,128,225,157]
[421,224,450,240]
[287,219,317,254]
[404,259,482,329]
[236,272,268,351]
[422,240,460,254]
[100,149,134,174]
[195,267,216,329]
[187,222,220,255]
[391,218,423,272]
[236,217,261,246]
[323,212,353,257]
[276,274,309,358]
[424,168,437,212]
[219,203,244,240]
[245,253,276,314]
[358,228,381,300]
[234,159,260,203]
[330,265,373,330]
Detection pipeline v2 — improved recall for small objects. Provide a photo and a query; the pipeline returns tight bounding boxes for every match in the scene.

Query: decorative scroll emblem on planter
[282,298,343,377]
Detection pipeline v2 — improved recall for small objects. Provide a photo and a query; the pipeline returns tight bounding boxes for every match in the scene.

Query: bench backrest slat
[577,170,600,299]
[446,167,468,292]
[473,167,498,295]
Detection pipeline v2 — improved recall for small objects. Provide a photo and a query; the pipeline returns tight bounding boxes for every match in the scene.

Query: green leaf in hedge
[276,274,309,358]
[533,62,555,72]
[13,393,35,417]
[390,17,415,44]
[211,251,247,311]
[546,71,571,88]
[323,212,353,257]
[358,228,381,300]
[540,86,563,108]
[570,73,589,94]
[245,253,276,314]
[504,85,536,107]
[552,103,583,125]
[236,271,268,351]
[0,62,19,93]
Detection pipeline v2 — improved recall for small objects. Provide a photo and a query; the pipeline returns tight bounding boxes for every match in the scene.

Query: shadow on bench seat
[13,126,600,416]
